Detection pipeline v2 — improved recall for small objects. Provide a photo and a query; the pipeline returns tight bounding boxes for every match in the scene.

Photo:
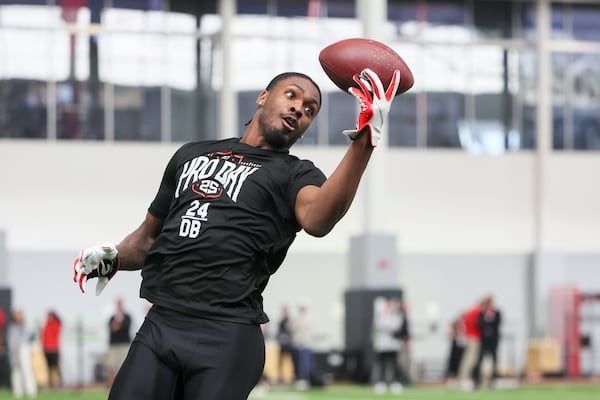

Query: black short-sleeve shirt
[141,138,326,324]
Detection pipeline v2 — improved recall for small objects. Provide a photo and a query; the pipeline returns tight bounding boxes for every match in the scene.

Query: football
[319,38,414,96]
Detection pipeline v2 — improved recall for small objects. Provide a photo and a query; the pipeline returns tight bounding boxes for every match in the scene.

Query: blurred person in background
[0,307,7,389]
[8,310,37,399]
[291,303,315,391]
[371,297,404,395]
[395,299,412,385]
[72,68,401,399]
[445,314,466,387]
[40,310,62,389]
[458,296,492,392]
[276,304,295,385]
[106,298,132,388]
[446,314,466,386]
[473,296,502,388]
[0,307,5,351]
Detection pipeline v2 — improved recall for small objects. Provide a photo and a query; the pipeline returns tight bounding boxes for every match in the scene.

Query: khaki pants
[106,344,130,375]
[398,345,412,384]
[458,338,480,382]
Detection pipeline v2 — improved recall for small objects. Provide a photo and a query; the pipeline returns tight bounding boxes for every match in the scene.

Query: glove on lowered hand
[342,68,401,147]
[73,243,120,295]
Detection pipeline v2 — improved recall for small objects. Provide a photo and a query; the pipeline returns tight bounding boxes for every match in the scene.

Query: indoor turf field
[1,383,599,400]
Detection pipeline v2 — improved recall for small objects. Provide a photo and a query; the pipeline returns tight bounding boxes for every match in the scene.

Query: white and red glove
[343,68,401,147]
[73,243,120,295]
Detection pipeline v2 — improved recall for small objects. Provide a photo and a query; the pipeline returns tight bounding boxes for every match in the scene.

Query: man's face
[257,77,321,150]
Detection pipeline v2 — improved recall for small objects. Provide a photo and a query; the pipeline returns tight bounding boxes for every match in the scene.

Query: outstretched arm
[116,211,163,270]
[295,68,400,237]
[295,131,372,237]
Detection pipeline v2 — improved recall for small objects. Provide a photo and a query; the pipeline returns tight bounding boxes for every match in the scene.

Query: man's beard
[259,113,299,149]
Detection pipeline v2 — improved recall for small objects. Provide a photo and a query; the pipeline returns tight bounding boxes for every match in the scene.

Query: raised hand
[343,68,401,147]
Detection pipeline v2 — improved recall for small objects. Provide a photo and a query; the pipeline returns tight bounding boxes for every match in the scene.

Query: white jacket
[372,306,403,352]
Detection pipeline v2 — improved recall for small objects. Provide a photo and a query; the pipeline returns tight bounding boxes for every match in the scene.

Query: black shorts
[109,306,265,400]
[44,351,59,368]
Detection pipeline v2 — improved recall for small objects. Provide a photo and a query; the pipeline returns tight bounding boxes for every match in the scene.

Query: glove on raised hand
[342,68,401,147]
[73,243,120,295]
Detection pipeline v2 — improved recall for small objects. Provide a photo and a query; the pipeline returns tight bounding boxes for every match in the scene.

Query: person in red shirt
[41,310,62,388]
[457,296,492,391]
[0,307,5,351]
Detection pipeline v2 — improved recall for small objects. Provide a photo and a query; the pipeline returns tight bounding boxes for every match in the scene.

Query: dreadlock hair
[244,72,322,126]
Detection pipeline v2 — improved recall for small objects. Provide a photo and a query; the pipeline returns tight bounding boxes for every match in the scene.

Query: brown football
[319,38,414,96]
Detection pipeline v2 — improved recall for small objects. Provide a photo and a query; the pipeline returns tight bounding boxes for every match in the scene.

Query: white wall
[0,141,600,253]
[2,141,600,254]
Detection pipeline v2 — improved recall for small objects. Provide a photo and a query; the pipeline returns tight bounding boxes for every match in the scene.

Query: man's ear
[257,90,268,106]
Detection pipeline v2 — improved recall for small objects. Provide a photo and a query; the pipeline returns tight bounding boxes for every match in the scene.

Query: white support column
[531,0,552,339]
[104,82,115,141]
[534,1,551,241]
[357,0,388,233]
[219,0,237,139]
[349,0,399,290]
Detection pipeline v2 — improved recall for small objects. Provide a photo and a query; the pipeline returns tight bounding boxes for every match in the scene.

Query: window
[552,3,600,41]
[1,0,600,152]
[552,53,600,150]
